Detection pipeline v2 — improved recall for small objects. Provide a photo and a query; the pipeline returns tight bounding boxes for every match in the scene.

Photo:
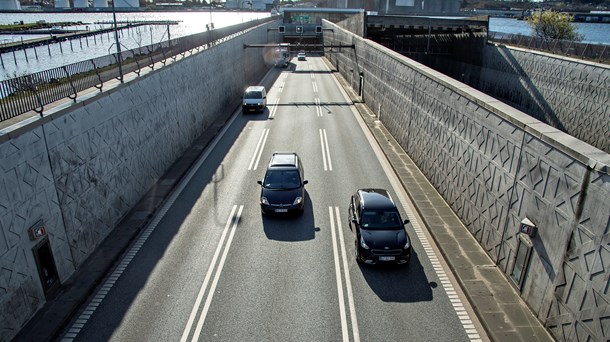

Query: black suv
[348,189,412,265]
[258,152,308,215]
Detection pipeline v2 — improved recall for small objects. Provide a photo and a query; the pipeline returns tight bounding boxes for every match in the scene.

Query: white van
[242,86,267,113]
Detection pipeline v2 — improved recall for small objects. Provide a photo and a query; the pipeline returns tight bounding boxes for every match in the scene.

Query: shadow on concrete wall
[411,44,569,138]
[480,46,567,133]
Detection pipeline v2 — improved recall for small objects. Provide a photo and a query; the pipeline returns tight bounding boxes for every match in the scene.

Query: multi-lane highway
[60,56,488,342]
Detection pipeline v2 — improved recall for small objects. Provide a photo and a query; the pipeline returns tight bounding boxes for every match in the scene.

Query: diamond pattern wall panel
[514,135,589,291]
[544,169,610,341]
[0,127,72,342]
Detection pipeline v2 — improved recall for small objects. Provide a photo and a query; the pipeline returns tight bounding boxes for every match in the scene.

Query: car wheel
[354,240,362,264]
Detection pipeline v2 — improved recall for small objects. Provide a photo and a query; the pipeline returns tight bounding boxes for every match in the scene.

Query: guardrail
[0,17,276,123]
[488,31,609,64]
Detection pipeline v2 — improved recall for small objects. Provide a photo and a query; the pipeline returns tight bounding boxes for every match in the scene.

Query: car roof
[357,188,397,210]
[245,86,265,92]
[269,152,299,168]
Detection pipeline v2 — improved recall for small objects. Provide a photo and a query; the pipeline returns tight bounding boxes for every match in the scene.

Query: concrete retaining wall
[336,12,365,37]
[478,46,610,153]
[0,20,276,341]
[324,19,610,341]
[410,41,610,153]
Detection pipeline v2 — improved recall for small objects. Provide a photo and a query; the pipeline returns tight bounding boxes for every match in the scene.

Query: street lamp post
[209,1,213,28]
[112,0,124,83]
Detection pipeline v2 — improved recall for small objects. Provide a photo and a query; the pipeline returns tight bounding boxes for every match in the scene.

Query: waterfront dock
[0,20,179,54]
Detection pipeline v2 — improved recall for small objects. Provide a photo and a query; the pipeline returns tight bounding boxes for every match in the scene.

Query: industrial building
[0,0,21,10]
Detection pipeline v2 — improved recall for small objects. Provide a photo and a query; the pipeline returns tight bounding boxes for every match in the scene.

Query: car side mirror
[257,180,262,185]
[404,219,410,224]
[303,180,308,185]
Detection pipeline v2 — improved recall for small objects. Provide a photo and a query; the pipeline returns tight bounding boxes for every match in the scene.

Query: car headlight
[404,236,411,249]
[261,197,269,205]
[360,236,370,250]
[243,101,248,106]
[292,196,303,205]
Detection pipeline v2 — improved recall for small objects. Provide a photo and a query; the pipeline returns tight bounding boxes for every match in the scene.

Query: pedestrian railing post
[1,18,275,123]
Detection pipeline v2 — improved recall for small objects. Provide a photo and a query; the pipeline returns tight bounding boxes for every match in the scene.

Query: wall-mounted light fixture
[520,217,537,238]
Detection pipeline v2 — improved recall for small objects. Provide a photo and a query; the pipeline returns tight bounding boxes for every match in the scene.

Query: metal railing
[0,17,276,123]
[488,31,609,64]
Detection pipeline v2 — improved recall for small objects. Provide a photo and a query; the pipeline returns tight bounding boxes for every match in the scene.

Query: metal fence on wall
[0,17,276,123]
[488,31,609,63]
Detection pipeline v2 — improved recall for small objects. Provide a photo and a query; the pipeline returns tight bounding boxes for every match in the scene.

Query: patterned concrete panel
[0,126,73,342]
[478,47,610,153]
[398,73,523,261]
[544,170,610,341]
[511,134,589,318]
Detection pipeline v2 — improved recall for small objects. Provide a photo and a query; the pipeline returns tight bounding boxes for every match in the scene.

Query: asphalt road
[59,56,488,342]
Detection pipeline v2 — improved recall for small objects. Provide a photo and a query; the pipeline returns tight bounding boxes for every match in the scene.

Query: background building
[74,0,89,8]
[54,0,70,8]
[0,0,21,10]
[94,0,109,7]
[325,0,460,14]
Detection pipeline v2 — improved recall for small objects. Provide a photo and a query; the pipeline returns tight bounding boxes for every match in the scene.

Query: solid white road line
[320,129,327,171]
[334,206,360,342]
[248,128,269,171]
[191,205,244,342]
[316,98,323,117]
[269,98,280,119]
[319,129,333,170]
[329,207,350,342]
[180,205,239,342]
[338,73,485,341]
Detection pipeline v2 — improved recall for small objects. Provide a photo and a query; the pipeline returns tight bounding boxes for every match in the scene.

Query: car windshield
[244,91,262,99]
[263,170,301,189]
[360,210,402,230]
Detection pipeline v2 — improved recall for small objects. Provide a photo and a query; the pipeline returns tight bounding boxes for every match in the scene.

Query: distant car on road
[297,51,306,61]
[258,152,308,215]
[348,188,412,265]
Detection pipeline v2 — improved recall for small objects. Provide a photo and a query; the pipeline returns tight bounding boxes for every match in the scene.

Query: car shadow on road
[242,107,271,120]
[261,191,316,242]
[357,249,434,303]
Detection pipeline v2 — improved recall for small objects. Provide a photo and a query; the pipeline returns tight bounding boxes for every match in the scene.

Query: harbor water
[0,11,270,80]
[0,12,608,81]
